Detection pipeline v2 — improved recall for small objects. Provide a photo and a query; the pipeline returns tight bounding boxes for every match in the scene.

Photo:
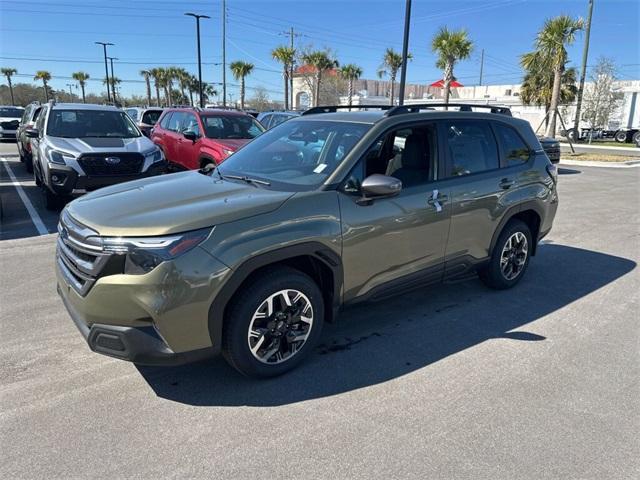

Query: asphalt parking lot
[1,140,639,479]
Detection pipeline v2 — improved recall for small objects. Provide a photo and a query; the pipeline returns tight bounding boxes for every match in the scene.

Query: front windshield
[201,114,264,139]
[218,119,369,190]
[47,110,141,138]
[0,107,24,118]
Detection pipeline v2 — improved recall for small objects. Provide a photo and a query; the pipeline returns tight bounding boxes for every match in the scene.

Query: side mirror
[358,174,402,205]
[25,128,39,138]
[183,130,198,142]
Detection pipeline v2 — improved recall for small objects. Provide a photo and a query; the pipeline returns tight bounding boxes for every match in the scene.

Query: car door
[31,106,48,177]
[338,123,452,302]
[176,112,202,170]
[438,119,516,276]
[17,105,32,150]
[163,111,185,166]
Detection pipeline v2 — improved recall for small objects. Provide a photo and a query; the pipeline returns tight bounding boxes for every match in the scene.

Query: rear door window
[443,121,499,177]
[493,123,531,166]
[260,114,272,128]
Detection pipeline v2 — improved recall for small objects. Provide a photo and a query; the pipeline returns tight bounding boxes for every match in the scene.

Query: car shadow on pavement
[137,244,635,406]
[558,167,581,175]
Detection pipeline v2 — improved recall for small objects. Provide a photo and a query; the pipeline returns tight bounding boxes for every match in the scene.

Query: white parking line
[0,157,49,235]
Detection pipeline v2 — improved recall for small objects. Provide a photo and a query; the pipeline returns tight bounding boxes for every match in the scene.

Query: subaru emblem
[105,156,121,165]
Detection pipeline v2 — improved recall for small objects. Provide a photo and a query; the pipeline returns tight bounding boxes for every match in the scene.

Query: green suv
[56,104,558,377]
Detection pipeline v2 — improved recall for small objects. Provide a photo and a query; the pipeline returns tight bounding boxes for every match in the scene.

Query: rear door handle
[499,178,515,189]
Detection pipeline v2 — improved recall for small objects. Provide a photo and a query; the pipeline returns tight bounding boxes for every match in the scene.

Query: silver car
[0,105,24,139]
[27,102,167,210]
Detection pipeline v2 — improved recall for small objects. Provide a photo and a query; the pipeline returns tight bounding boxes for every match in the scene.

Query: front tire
[480,219,532,290]
[43,186,62,211]
[614,130,629,143]
[222,266,324,378]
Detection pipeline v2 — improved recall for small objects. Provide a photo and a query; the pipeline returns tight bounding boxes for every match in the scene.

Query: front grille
[1,120,19,129]
[57,211,112,296]
[78,152,144,176]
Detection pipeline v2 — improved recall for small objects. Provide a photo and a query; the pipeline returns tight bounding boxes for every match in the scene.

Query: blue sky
[1,0,638,102]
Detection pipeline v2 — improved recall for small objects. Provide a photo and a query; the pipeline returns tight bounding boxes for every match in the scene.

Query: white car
[0,106,24,139]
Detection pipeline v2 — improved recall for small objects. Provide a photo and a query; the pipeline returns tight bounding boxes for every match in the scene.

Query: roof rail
[301,105,394,116]
[386,103,512,117]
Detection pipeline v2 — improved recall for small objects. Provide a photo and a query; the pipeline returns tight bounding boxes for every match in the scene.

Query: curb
[559,158,640,168]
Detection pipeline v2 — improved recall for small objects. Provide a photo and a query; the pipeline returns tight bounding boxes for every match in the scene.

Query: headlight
[101,227,212,274]
[144,147,164,163]
[47,149,75,165]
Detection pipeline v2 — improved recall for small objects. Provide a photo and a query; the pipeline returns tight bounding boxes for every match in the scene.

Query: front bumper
[47,161,167,195]
[56,241,232,365]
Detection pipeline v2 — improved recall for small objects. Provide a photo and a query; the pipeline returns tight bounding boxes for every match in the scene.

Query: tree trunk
[189,88,194,107]
[290,66,294,110]
[283,68,289,110]
[389,74,396,105]
[43,81,49,101]
[348,78,353,107]
[443,61,453,109]
[7,77,14,105]
[240,77,245,110]
[314,72,321,107]
[80,84,86,103]
[155,84,161,107]
[145,77,152,107]
[545,64,562,137]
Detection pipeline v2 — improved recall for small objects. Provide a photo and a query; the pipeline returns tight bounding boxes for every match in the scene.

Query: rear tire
[222,266,324,378]
[480,219,532,290]
[614,130,629,143]
[632,131,640,147]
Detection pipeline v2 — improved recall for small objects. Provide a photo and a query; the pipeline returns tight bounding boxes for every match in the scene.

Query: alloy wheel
[500,232,528,280]
[247,289,314,364]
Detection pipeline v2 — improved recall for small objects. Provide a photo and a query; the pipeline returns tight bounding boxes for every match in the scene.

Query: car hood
[65,171,294,236]
[47,136,156,155]
[0,116,21,124]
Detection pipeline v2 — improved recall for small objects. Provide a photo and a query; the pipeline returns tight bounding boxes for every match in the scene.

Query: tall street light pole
[573,0,594,142]
[222,0,227,107]
[185,13,210,108]
[397,0,412,106]
[107,57,118,104]
[95,41,113,103]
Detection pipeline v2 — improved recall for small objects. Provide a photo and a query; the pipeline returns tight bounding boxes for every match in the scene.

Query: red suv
[151,108,265,170]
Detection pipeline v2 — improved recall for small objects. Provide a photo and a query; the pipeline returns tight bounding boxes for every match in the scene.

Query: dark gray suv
[57,103,558,378]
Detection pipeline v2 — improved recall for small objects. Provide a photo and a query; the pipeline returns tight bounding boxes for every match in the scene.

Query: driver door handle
[427,189,447,213]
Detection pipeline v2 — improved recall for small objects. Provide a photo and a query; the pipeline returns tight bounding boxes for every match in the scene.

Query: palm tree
[229,61,254,110]
[149,67,163,106]
[431,27,473,108]
[187,74,198,107]
[202,83,217,104]
[522,15,583,137]
[1,68,17,105]
[339,64,363,107]
[272,45,296,110]
[521,52,578,125]
[72,71,90,103]
[301,51,338,108]
[139,70,152,106]
[173,68,190,105]
[34,70,52,101]
[155,68,172,106]
[377,48,410,105]
[103,76,121,102]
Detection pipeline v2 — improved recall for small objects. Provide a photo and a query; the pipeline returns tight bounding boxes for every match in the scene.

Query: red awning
[429,79,463,88]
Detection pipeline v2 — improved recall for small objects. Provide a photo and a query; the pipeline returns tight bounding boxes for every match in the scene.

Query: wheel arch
[208,242,343,353]
[490,202,543,257]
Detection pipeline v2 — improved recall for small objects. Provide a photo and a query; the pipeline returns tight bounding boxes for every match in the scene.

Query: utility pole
[66,83,74,97]
[397,0,412,106]
[573,0,594,142]
[107,57,118,103]
[185,13,210,108]
[95,41,113,103]
[479,48,485,86]
[222,0,227,107]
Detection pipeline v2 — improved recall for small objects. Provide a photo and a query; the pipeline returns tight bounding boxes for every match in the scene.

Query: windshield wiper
[222,174,271,187]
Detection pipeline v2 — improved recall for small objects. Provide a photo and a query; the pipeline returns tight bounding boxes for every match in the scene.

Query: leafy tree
[301,50,338,107]
[339,64,363,107]
[272,45,296,110]
[103,76,121,102]
[34,70,52,101]
[72,71,90,103]
[581,57,621,131]
[522,15,583,137]
[431,27,473,108]
[1,68,17,105]
[202,83,218,104]
[230,61,254,110]
[377,48,412,105]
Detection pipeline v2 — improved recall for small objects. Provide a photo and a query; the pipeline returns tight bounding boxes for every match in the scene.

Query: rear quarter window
[493,123,531,166]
